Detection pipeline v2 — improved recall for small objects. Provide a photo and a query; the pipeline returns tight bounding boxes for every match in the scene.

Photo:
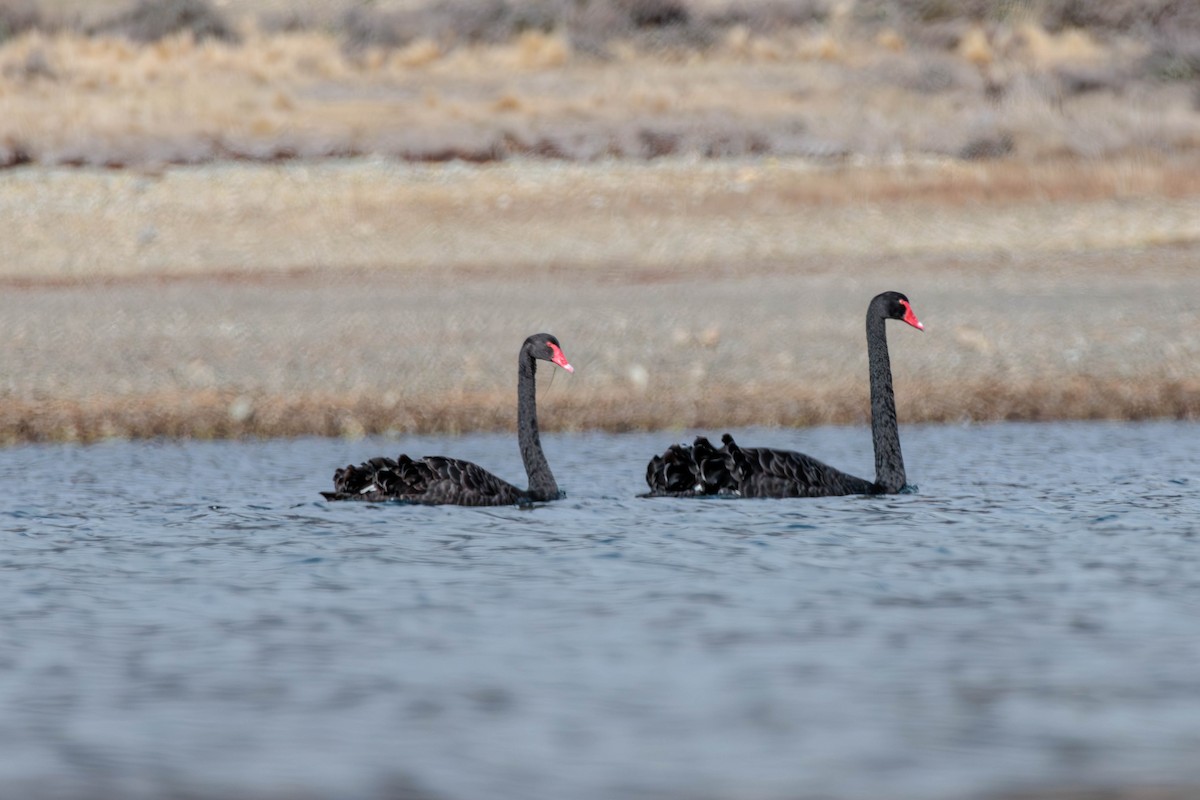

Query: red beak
[900,300,924,331]
[548,343,574,373]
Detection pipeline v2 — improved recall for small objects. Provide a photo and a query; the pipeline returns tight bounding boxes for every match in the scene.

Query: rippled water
[1,421,1198,800]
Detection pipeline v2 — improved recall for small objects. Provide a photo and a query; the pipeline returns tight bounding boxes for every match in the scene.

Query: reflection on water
[1,422,1198,800]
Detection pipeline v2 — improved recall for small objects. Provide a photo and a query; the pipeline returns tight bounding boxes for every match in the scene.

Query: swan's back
[721,434,877,498]
[322,454,529,506]
[643,434,879,498]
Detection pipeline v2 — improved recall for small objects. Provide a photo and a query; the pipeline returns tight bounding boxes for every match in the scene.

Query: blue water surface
[1,421,1198,800]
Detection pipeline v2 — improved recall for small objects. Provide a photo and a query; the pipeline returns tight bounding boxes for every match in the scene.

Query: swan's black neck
[867,301,907,493]
[518,347,559,500]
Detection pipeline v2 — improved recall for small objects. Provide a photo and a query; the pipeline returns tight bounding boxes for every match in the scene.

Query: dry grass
[2,375,1198,445]
[1,2,1199,168]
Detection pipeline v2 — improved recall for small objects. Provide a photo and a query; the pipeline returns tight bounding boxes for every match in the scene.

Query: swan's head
[526,333,575,373]
[876,291,924,331]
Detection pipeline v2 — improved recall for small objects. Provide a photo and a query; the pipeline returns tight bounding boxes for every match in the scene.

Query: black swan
[644,291,923,498]
[322,333,573,506]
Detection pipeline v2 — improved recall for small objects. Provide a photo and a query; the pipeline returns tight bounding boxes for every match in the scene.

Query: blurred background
[1,0,1198,441]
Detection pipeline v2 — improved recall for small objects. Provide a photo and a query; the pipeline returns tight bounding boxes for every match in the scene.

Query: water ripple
[0,422,1198,800]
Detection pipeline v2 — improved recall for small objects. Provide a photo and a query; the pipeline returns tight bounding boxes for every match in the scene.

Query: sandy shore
[1,156,1197,443]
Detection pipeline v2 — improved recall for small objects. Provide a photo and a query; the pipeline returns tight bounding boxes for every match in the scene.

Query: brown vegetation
[1,376,1197,445]
[1,0,1199,168]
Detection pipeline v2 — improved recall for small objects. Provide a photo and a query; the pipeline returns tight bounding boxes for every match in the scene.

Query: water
[1,421,1198,800]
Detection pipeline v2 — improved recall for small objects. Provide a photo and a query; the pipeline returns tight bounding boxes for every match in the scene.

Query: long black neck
[517,349,558,500]
[867,304,906,493]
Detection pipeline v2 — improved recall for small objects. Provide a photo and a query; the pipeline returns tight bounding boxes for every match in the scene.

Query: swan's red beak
[900,300,924,331]
[548,342,574,373]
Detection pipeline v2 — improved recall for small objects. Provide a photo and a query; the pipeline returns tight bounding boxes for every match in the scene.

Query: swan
[323,333,573,506]
[644,291,922,497]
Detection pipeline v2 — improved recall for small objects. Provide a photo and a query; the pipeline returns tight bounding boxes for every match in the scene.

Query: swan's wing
[645,443,698,494]
[324,456,415,498]
[416,456,525,506]
[323,454,525,505]
[644,436,737,496]
[721,434,875,498]
[692,436,737,493]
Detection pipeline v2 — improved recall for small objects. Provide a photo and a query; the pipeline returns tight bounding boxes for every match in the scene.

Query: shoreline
[2,376,1197,446]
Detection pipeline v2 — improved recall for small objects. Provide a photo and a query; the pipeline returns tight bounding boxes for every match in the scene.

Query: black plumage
[644,435,737,496]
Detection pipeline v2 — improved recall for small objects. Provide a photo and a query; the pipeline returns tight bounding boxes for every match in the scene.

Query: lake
[1,421,1198,800]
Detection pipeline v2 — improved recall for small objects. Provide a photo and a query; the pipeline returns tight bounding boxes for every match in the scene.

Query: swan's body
[322,454,541,506]
[644,292,922,499]
[323,333,572,506]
